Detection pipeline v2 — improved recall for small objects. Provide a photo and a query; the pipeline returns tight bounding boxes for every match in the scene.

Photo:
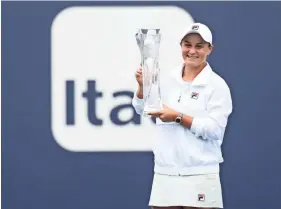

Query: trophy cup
[135,29,163,116]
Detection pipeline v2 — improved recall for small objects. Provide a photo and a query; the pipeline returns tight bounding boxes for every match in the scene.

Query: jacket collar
[174,62,213,86]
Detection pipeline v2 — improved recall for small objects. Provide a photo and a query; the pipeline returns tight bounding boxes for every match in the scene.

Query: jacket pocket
[153,124,178,167]
[181,132,221,166]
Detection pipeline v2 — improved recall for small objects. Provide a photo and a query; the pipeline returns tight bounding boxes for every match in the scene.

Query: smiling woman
[132,23,233,209]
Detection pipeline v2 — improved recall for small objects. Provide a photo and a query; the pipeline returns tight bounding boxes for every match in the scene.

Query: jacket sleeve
[132,92,144,115]
[190,83,233,142]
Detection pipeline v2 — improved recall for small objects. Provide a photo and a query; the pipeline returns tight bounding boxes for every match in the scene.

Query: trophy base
[143,105,163,117]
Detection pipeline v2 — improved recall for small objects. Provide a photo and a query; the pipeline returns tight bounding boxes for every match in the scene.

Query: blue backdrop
[2,1,281,209]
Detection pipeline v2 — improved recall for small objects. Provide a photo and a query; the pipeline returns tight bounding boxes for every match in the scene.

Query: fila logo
[192,25,199,30]
[198,194,205,201]
[191,92,199,100]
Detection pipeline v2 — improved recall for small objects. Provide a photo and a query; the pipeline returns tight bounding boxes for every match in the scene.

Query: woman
[132,23,233,209]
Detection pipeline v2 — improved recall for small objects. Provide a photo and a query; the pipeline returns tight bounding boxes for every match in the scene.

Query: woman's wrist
[136,85,143,99]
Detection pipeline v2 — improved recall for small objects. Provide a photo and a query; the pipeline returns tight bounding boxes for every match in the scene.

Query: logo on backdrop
[51,6,194,151]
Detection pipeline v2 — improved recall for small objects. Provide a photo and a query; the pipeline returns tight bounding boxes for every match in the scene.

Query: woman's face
[181,33,213,67]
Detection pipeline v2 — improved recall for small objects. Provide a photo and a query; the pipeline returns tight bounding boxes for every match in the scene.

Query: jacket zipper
[178,85,191,103]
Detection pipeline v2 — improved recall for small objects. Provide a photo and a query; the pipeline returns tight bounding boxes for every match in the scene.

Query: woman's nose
[188,47,196,54]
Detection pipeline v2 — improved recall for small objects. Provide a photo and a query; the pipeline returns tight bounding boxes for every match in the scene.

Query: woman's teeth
[187,55,197,58]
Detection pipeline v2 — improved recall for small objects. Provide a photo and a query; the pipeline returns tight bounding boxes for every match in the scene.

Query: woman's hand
[135,66,143,87]
[148,105,179,122]
[135,65,144,99]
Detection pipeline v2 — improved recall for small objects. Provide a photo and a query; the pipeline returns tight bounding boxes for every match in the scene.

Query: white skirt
[149,173,223,208]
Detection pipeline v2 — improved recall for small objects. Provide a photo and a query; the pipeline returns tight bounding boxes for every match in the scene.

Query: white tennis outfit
[132,63,233,208]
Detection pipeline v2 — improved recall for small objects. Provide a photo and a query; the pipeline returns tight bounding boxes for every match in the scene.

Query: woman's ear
[208,44,214,55]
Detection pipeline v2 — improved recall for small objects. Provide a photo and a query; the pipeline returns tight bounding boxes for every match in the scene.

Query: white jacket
[132,63,233,176]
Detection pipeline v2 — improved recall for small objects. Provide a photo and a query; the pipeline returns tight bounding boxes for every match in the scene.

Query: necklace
[178,66,191,103]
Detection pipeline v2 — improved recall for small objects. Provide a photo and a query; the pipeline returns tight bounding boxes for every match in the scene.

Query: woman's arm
[132,85,144,115]
[149,83,233,141]
[132,67,144,115]
[189,84,233,141]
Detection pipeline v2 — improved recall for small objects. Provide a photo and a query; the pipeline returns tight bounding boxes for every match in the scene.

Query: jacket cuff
[132,92,144,105]
[190,117,203,138]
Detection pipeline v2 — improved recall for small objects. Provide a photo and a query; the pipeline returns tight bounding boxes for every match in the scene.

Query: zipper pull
[178,95,181,103]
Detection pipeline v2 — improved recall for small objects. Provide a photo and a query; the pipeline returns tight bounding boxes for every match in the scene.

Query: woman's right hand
[135,66,143,87]
[135,66,144,99]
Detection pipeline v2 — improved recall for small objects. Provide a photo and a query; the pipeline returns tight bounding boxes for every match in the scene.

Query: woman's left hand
[148,105,179,122]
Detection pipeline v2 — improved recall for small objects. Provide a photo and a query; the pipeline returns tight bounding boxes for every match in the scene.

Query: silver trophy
[135,29,162,116]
